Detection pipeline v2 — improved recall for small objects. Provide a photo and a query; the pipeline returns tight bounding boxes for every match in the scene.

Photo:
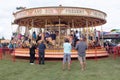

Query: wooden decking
[13,47,109,58]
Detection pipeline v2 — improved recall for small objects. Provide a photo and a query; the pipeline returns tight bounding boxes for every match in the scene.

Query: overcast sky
[0,0,120,39]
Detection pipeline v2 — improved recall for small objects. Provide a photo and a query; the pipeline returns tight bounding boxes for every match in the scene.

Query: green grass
[0,56,120,80]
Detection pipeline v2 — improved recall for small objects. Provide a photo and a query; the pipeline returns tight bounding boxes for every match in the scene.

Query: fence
[113,46,120,59]
[0,47,110,63]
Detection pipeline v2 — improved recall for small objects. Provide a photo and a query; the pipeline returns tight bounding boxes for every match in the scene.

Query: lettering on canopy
[14,7,106,20]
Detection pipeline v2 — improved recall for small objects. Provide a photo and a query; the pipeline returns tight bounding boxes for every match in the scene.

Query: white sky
[0,0,120,39]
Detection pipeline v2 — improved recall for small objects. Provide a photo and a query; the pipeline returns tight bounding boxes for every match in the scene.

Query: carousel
[12,5,108,58]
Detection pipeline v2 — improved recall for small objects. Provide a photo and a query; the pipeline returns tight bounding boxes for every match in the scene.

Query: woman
[29,40,37,65]
[63,38,72,70]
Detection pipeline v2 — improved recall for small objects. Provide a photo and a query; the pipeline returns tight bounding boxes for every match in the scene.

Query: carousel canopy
[13,6,107,28]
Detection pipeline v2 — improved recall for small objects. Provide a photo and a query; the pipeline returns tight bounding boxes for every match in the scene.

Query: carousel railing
[113,46,120,60]
[0,46,109,63]
[0,48,2,60]
[0,47,15,61]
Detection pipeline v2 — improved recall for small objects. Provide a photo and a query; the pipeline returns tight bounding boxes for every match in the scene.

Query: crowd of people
[28,36,87,71]
[1,29,99,51]
[104,41,117,54]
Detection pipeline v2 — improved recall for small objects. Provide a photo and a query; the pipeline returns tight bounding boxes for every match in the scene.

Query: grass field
[0,56,120,80]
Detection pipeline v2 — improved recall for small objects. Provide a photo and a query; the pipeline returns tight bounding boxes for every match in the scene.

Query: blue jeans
[63,53,71,64]
[39,52,45,64]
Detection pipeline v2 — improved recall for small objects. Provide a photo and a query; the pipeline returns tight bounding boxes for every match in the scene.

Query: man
[75,38,87,71]
[38,40,46,64]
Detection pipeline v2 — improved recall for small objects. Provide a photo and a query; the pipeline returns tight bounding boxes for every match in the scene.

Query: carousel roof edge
[14,6,107,16]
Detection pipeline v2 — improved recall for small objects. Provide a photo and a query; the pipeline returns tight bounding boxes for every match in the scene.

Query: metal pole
[91,22,94,40]
[17,25,20,34]
[59,18,61,47]
[45,19,48,32]
[101,25,104,47]
[79,28,81,38]
[86,20,89,45]
[72,19,74,29]
[31,19,34,34]
[68,22,70,35]
[25,24,29,36]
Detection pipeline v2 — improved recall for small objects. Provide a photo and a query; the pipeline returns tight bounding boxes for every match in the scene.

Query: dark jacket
[38,43,46,53]
[29,44,36,54]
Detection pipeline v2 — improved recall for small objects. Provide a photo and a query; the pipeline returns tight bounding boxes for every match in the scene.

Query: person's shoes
[62,68,65,71]
[68,67,71,71]
[30,63,34,65]
[81,68,85,71]
[68,68,71,71]
[39,62,41,64]
[41,62,45,65]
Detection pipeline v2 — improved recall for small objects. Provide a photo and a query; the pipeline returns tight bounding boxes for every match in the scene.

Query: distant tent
[1,39,10,43]
[100,31,120,39]
[111,29,120,33]
[103,32,120,39]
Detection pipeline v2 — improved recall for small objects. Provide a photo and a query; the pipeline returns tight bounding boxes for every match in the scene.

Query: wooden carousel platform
[13,47,109,58]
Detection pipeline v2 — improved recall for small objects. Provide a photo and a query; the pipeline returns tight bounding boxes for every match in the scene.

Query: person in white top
[75,30,80,40]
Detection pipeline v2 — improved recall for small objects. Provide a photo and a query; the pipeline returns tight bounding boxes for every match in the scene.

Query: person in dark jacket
[29,40,36,65]
[38,40,46,64]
